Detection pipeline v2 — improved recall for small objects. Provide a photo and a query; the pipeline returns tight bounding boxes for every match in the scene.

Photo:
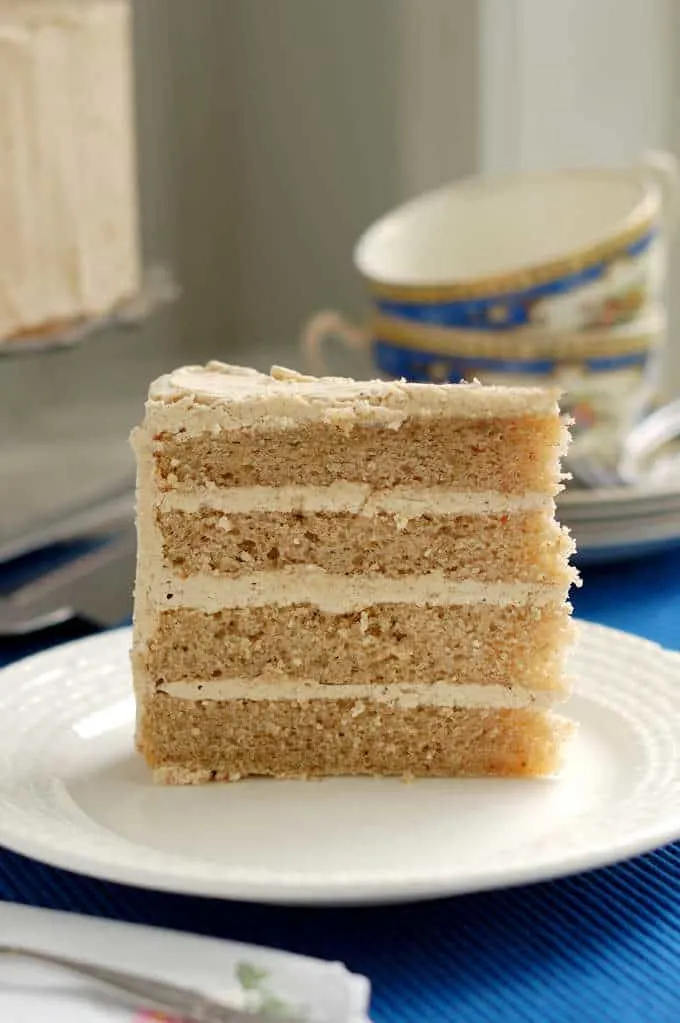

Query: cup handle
[301,310,370,376]
[639,149,680,235]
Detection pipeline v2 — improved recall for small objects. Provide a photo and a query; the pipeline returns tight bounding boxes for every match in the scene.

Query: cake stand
[0,265,178,358]
[0,266,178,632]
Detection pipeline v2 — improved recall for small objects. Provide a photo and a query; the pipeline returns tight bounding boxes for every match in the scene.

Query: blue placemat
[573,547,680,649]
[1,547,680,1023]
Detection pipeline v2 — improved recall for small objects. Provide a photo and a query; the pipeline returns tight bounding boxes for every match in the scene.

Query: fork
[0,946,302,1023]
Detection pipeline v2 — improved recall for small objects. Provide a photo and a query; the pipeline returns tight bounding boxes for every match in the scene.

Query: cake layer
[138,693,573,782]
[142,603,572,690]
[151,415,564,493]
[158,508,573,582]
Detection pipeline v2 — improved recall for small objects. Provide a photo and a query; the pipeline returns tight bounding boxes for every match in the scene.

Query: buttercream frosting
[142,362,564,434]
[157,677,565,710]
[157,484,557,519]
[144,568,573,615]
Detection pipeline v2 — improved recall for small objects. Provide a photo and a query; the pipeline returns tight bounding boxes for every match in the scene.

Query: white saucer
[557,474,680,563]
[558,478,680,519]
[0,624,678,906]
[568,508,680,564]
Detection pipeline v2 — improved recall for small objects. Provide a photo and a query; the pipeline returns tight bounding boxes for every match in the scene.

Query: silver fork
[0,945,302,1023]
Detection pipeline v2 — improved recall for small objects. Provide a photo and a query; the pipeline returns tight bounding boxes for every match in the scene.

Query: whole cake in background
[131,363,578,784]
[0,0,140,341]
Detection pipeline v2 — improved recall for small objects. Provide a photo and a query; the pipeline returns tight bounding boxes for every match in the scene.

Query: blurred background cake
[0,0,140,342]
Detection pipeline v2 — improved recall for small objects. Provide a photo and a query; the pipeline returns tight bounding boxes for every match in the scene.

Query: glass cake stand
[0,265,178,358]
[0,266,179,631]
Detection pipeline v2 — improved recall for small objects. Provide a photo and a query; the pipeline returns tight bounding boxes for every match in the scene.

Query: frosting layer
[147,568,573,613]
[158,484,556,518]
[143,362,563,433]
[157,677,564,710]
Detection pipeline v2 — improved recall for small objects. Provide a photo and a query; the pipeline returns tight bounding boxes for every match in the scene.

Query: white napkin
[0,902,371,1023]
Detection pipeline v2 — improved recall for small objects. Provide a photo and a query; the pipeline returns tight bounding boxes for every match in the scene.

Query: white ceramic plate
[0,624,678,906]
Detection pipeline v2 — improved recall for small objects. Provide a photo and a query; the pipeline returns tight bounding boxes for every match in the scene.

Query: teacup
[302,151,678,459]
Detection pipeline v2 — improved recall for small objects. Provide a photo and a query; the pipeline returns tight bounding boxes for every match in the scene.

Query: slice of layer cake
[131,363,577,784]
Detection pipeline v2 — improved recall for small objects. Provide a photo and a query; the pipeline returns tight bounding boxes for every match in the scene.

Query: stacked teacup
[304,153,678,467]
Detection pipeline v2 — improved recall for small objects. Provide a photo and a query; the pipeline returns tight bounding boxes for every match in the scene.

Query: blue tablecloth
[1,549,680,1023]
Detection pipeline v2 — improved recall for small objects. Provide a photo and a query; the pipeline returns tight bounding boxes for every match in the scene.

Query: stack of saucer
[558,476,680,564]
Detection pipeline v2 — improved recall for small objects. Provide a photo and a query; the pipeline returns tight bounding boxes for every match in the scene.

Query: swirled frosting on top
[144,362,562,434]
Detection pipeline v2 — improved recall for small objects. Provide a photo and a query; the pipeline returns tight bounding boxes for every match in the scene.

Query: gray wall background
[136,0,479,369]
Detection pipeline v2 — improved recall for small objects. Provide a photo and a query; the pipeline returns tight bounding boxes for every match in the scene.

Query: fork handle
[0,946,261,1023]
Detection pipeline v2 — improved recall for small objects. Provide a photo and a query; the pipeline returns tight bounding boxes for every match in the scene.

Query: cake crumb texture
[158,508,574,582]
[144,603,573,691]
[139,695,573,781]
[153,416,565,493]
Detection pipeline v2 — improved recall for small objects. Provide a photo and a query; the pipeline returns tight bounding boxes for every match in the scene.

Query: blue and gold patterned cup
[302,152,678,458]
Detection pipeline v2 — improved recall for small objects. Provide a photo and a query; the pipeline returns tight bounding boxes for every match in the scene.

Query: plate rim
[0,623,678,906]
